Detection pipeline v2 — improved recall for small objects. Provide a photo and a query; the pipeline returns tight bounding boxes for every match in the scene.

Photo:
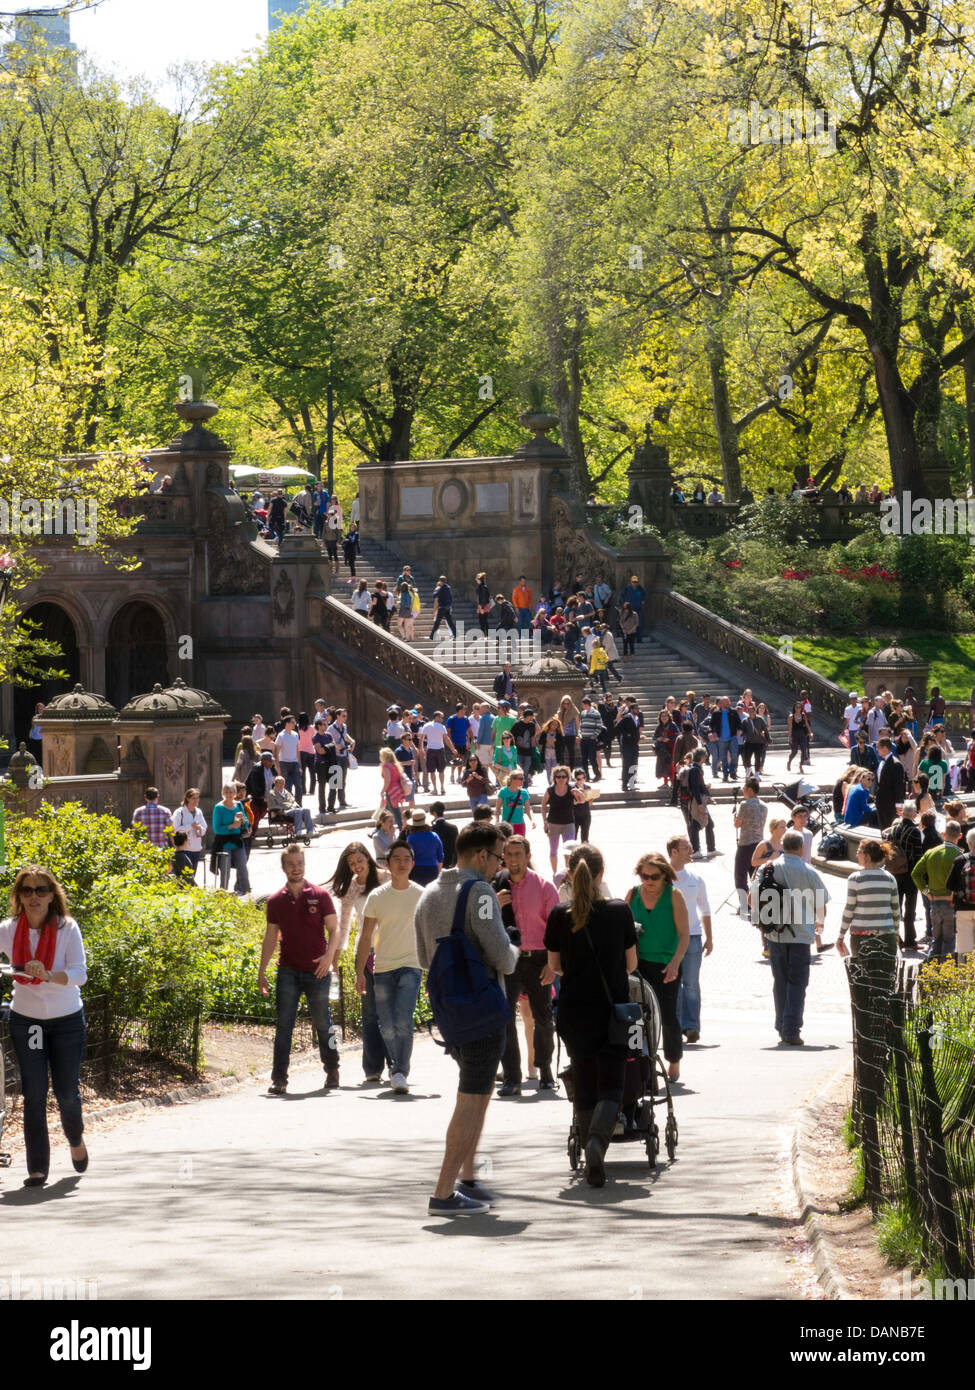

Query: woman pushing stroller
[544,845,637,1187]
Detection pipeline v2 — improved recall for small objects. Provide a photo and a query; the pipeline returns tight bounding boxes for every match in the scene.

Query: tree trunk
[706,325,741,501]
[960,308,975,492]
[547,318,588,497]
[869,342,930,498]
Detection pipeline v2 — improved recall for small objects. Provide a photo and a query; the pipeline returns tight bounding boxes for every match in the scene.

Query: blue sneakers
[428,1190,490,1216]
[458,1179,495,1205]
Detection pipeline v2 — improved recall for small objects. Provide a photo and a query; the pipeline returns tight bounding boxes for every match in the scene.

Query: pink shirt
[509,869,560,951]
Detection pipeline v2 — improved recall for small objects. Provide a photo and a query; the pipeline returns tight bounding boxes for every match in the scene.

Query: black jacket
[433,816,458,869]
[246,764,276,803]
[706,707,741,739]
[875,755,908,826]
[493,669,515,699]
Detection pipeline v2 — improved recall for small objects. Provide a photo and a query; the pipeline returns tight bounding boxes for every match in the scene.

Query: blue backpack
[426,879,512,1046]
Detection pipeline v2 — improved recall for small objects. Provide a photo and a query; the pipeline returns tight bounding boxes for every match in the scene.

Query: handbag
[690,798,710,828]
[581,921,644,1052]
[347,753,359,771]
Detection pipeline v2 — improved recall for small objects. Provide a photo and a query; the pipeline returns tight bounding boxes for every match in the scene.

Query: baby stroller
[560,973,678,1173]
[772,777,835,836]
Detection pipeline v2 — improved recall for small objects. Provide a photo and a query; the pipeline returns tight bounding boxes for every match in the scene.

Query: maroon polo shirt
[266,882,337,972]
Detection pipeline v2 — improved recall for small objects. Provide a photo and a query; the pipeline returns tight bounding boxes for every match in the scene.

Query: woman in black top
[475,571,492,636]
[544,844,637,1187]
[541,766,576,872]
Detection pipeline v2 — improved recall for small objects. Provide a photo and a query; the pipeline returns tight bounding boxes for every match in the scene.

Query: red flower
[723,560,742,569]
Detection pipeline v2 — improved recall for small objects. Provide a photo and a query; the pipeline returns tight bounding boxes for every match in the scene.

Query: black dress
[544,899,637,1058]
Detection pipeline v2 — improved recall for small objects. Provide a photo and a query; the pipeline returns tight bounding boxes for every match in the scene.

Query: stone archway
[106,602,170,710]
[14,602,81,743]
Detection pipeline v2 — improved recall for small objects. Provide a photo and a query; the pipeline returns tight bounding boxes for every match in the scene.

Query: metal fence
[847,944,975,1280]
[1,976,350,1100]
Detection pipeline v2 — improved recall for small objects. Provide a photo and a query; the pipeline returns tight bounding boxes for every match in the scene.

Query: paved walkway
[0,800,855,1299]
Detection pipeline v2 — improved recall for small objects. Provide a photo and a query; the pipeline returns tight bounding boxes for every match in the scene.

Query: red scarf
[12,910,58,985]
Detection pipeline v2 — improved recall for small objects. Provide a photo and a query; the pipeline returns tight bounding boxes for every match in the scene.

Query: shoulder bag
[581,917,644,1052]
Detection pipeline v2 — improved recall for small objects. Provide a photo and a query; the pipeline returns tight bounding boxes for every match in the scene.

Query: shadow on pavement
[1,1175,81,1206]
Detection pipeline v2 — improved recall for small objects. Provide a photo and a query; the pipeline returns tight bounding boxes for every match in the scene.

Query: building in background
[13,6,75,52]
[268,0,309,32]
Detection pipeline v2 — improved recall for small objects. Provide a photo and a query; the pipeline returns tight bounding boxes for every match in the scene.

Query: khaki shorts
[955,909,975,956]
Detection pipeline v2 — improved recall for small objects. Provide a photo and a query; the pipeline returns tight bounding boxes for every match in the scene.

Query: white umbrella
[265,465,315,480]
[230,465,260,478]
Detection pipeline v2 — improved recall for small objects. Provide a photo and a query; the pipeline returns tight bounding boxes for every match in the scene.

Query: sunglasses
[554,773,569,779]
[640,871,663,882]
[20,885,52,896]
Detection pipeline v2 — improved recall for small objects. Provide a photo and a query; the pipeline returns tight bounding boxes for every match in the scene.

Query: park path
[0,803,855,1300]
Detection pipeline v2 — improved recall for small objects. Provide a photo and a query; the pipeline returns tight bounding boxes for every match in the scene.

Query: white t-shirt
[362,882,423,972]
[252,722,266,741]
[385,720,405,741]
[843,703,861,733]
[421,721,447,749]
[675,867,710,937]
[275,729,300,763]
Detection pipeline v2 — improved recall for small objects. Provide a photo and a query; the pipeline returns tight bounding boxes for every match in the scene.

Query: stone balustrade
[321,598,497,712]
[658,590,850,724]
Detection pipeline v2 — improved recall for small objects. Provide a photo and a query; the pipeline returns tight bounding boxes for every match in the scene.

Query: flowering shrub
[781,567,811,580]
[834,564,900,582]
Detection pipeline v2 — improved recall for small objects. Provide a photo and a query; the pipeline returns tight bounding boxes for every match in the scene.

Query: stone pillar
[627,422,674,532]
[860,643,929,701]
[39,685,120,778]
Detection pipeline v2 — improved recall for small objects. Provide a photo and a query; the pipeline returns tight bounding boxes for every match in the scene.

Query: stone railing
[550,493,672,597]
[658,590,850,724]
[942,702,974,738]
[321,598,498,710]
[114,491,193,531]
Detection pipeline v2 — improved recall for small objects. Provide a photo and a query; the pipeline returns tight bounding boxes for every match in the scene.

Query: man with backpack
[414,822,519,1216]
[748,831,828,1045]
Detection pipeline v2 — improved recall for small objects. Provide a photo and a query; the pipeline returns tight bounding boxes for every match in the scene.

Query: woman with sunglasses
[540,765,577,872]
[544,844,638,1187]
[0,866,88,1186]
[626,853,689,1082]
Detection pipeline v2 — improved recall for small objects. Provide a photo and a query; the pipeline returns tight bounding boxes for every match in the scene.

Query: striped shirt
[579,709,603,740]
[840,868,900,935]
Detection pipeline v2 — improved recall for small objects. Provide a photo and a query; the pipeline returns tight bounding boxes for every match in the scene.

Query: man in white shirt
[355,841,424,1094]
[274,716,303,803]
[668,835,712,1043]
[843,691,862,737]
[420,711,457,796]
[866,696,887,743]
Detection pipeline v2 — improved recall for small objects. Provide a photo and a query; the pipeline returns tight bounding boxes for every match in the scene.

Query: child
[370,810,396,867]
[171,832,196,883]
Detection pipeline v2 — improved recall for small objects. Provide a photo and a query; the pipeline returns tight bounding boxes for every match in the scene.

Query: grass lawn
[758,632,975,701]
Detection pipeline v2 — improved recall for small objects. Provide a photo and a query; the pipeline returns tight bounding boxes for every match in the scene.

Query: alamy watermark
[881,490,975,546]
[728,101,837,153]
[0,494,98,546]
[751,887,830,927]
[884,1268,975,1300]
[1,1270,98,1300]
[432,620,542,667]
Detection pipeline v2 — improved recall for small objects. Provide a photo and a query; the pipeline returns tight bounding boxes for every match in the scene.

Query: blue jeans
[273,967,338,1084]
[768,941,811,1039]
[284,807,315,836]
[468,795,488,812]
[677,935,704,1032]
[280,762,303,802]
[9,1007,86,1177]
[218,844,250,894]
[361,967,391,1077]
[372,966,422,1077]
[711,738,735,779]
[517,607,531,632]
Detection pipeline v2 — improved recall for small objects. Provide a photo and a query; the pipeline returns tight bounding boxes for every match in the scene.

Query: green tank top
[631,882,678,964]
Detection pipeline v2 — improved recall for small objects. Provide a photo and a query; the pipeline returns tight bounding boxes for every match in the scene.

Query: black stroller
[560,972,678,1172]
[772,777,835,836]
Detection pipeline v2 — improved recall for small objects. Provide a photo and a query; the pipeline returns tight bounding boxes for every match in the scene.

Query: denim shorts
[454,1027,507,1095]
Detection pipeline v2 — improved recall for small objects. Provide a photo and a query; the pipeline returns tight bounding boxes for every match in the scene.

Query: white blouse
[172,805,207,849]
[334,869,390,951]
[0,916,87,1020]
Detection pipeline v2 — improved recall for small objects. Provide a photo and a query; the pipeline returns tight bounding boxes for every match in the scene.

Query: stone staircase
[331,537,783,755]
